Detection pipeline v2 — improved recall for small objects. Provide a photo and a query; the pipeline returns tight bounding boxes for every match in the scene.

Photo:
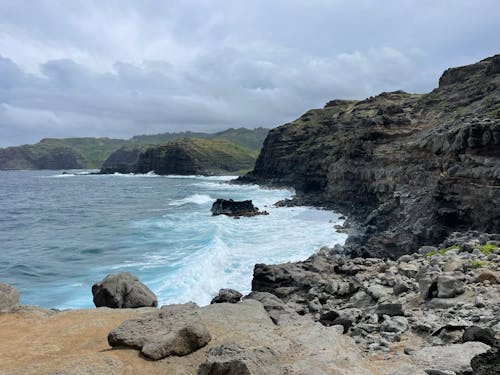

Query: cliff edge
[240,54,500,258]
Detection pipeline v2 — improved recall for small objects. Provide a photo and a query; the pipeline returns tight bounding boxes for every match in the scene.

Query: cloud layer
[0,0,499,146]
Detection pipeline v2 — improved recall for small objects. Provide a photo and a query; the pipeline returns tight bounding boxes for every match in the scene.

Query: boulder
[108,302,211,360]
[211,288,243,304]
[0,283,19,312]
[413,342,491,374]
[470,347,500,375]
[462,326,497,347]
[211,199,263,217]
[197,342,281,375]
[92,272,157,308]
[376,303,404,317]
[244,291,296,324]
[436,274,465,298]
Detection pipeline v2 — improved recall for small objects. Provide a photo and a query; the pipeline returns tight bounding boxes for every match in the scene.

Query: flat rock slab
[413,342,491,374]
[108,302,211,360]
[197,342,281,375]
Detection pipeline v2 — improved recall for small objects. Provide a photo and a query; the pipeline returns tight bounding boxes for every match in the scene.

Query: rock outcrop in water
[240,54,500,258]
[211,198,265,217]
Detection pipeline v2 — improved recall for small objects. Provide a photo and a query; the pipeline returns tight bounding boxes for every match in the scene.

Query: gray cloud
[0,0,499,146]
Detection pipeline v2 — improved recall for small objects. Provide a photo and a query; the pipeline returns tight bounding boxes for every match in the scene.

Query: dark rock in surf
[92,272,158,308]
[211,288,243,304]
[211,199,266,217]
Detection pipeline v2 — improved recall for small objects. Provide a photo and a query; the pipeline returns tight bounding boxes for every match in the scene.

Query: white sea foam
[169,194,214,206]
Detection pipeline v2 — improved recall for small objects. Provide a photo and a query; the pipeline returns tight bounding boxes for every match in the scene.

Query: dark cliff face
[242,54,500,258]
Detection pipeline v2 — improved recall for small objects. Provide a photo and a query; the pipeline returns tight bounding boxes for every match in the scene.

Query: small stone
[380,316,409,333]
[376,303,404,317]
[476,270,498,284]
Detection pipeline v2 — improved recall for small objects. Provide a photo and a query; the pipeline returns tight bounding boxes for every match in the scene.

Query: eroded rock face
[239,54,500,258]
[0,283,19,312]
[92,272,158,308]
[108,302,211,360]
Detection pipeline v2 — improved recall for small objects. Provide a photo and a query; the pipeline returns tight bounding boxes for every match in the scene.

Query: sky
[0,0,499,147]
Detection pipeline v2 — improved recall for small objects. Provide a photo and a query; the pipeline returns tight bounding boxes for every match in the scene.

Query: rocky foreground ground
[1,231,499,375]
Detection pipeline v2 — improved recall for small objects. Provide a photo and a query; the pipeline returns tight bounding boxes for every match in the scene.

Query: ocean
[0,170,346,309]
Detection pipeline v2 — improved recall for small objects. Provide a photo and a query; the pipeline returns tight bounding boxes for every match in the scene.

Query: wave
[169,194,214,206]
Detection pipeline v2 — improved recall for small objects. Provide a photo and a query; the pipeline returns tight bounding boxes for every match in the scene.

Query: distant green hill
[101,138,259,175]
[0,127,269,170]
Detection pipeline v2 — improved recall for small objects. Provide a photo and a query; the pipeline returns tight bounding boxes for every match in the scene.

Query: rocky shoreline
[1,229,498,374]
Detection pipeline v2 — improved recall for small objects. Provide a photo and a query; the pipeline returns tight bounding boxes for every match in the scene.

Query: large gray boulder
[92,272,157,308]
[413,342,491,374]
[197,342,281,375]
[0,283,19,312]
[108,302,211,360]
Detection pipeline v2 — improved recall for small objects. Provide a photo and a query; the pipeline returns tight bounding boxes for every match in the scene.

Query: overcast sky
[0,0,499,147]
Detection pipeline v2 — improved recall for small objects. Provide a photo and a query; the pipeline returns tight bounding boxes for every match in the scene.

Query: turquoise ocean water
[0,170,346,309]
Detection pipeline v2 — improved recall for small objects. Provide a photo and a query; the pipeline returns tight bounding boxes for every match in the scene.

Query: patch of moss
[477,243,499,256]
[471,260,484,268]
[425,245,459,257]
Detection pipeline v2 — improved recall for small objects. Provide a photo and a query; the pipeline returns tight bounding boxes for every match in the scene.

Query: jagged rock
[470,347,500,375]
[197,342,281,375]
[211,289,243,304]
[211,199,261,217]
[0,283,19,312]
[413,342,491,374]
[244,291,296,324]
[108,302,211,360]
[92,272,157,308]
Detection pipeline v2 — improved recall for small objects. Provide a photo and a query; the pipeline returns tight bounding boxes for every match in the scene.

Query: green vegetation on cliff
[0,127,269,170]
[101,137,259,175]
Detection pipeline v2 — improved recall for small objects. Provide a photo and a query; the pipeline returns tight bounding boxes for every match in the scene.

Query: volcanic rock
[210,289,243,304]
[197,342,281,375]
[211,199,265,217]
[92,272,158,308]
[108,302,211,360]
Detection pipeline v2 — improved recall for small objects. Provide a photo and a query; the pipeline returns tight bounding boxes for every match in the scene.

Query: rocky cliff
[240,54,500,258]
[101,138,258,175]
